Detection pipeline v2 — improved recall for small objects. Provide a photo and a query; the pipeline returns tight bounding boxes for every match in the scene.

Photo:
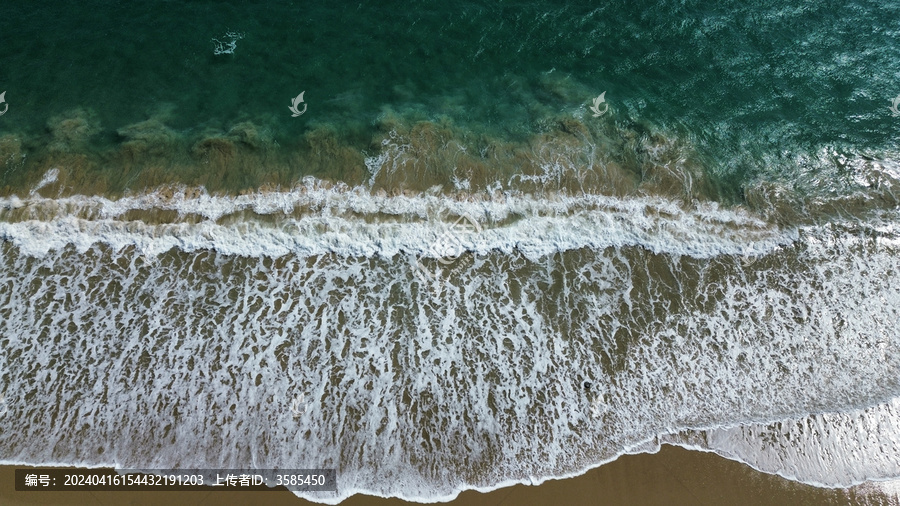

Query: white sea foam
[0,182,898,503]
[29,167,59,196]
[661,396,900,488]
[0,179,790,260]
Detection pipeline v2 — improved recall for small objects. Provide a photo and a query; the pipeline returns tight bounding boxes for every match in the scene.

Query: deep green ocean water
[2,0,899,197]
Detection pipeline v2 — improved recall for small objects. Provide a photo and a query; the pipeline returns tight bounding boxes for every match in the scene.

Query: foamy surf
[0,179,789,260]
[661,395,900,488]
[0,182,898,504]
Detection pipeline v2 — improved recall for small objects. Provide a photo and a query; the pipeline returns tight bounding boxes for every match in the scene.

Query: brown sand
[1,445,894,506]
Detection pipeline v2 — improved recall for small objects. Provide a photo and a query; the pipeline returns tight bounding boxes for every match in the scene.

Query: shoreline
[1,445,896,505]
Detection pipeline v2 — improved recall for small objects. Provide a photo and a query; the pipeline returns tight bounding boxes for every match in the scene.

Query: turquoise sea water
[1,1,900,503]
[2,0,899,196]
